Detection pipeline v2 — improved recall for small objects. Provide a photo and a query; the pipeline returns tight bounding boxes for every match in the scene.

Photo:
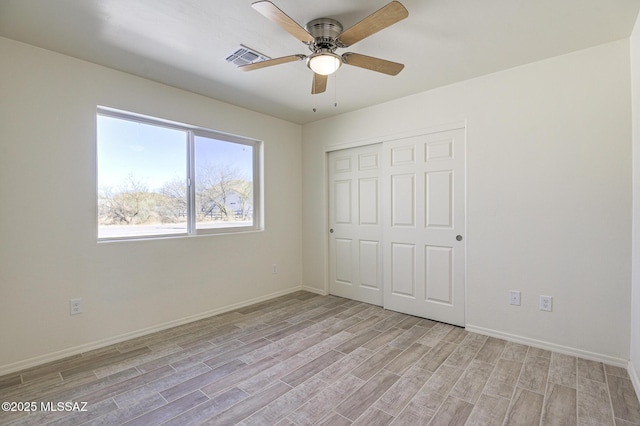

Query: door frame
[323,121,468,324]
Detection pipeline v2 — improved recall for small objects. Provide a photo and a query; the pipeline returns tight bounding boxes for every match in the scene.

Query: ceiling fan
[240,1,409,94]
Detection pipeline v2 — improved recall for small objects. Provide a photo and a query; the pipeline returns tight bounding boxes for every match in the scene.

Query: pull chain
[334,73,338,108]
[312,74,317,112]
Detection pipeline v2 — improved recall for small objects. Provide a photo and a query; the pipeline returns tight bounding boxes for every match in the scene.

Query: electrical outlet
[509,290,521,306]
[70,298,83,315]
[539,295,552,312]
[272,264,278,274]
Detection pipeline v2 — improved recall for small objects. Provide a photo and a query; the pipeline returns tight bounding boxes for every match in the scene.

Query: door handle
[456,235,463,241]
[330,229,334,234]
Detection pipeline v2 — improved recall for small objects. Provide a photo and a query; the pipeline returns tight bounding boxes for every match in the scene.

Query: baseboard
[300,285,327,295]
[0,286,308,376]
[466,324,629,368]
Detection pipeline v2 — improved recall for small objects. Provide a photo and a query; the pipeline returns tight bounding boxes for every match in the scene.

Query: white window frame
[97,107,262,241]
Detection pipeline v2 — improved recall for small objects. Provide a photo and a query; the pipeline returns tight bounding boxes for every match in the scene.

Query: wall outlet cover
[70,298,83,315]
[539,295,553,312]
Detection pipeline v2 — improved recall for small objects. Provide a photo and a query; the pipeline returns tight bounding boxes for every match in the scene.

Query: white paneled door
[328,144,384,306]
[328,126,466,326]
[382,128,466,326]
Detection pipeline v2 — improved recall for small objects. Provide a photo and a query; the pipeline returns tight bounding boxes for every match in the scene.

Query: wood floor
[1,291,639,426]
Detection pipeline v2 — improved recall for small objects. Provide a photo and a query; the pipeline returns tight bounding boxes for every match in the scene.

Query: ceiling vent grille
[226,45,270,66]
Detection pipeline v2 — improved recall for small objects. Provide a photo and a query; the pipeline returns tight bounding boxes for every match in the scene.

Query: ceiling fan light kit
[307,51,342,75]
[241,0,408,94]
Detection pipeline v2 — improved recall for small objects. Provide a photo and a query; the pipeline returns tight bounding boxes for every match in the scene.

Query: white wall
[0,37,303,372]
[630,13,640,391]
[302,40,632,363]
[1,32,634,374]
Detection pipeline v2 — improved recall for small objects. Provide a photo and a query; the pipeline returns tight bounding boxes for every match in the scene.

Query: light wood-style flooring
[1,291,639,425]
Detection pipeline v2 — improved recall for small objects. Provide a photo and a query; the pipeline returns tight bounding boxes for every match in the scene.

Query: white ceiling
[1,0,639,124]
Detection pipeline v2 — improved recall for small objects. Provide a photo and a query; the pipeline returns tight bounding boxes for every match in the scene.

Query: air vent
[226,45,270,66]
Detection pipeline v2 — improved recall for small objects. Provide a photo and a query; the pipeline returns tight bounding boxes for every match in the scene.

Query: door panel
[391,145,416,165]
[391,243,415,297]
[359,240,380,289]
[334,180,352,224]
[425,245,453,304]
[328,144,383,306]
[383,128,466,326]
[335,238,353,283]
[426,170,453,228]
[391,174,415,226]
[359,178,379,225]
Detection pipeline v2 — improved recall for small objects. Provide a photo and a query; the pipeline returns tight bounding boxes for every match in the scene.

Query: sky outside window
[97,115,187,191]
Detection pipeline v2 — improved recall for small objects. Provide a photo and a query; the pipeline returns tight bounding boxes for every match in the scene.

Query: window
[97,108,261,240]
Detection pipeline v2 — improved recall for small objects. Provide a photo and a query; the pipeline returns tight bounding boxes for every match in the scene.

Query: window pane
[194,135,254,230]
[97,115,187,238]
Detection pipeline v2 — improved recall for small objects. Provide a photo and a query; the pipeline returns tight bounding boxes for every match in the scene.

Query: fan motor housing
[305,18,342,52]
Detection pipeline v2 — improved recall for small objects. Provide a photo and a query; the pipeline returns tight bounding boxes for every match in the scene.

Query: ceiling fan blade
[239,54,305,71]
[252,1,315,44]
[312,73,327,94]
[337,1,408,47]
[342,52,404,75]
